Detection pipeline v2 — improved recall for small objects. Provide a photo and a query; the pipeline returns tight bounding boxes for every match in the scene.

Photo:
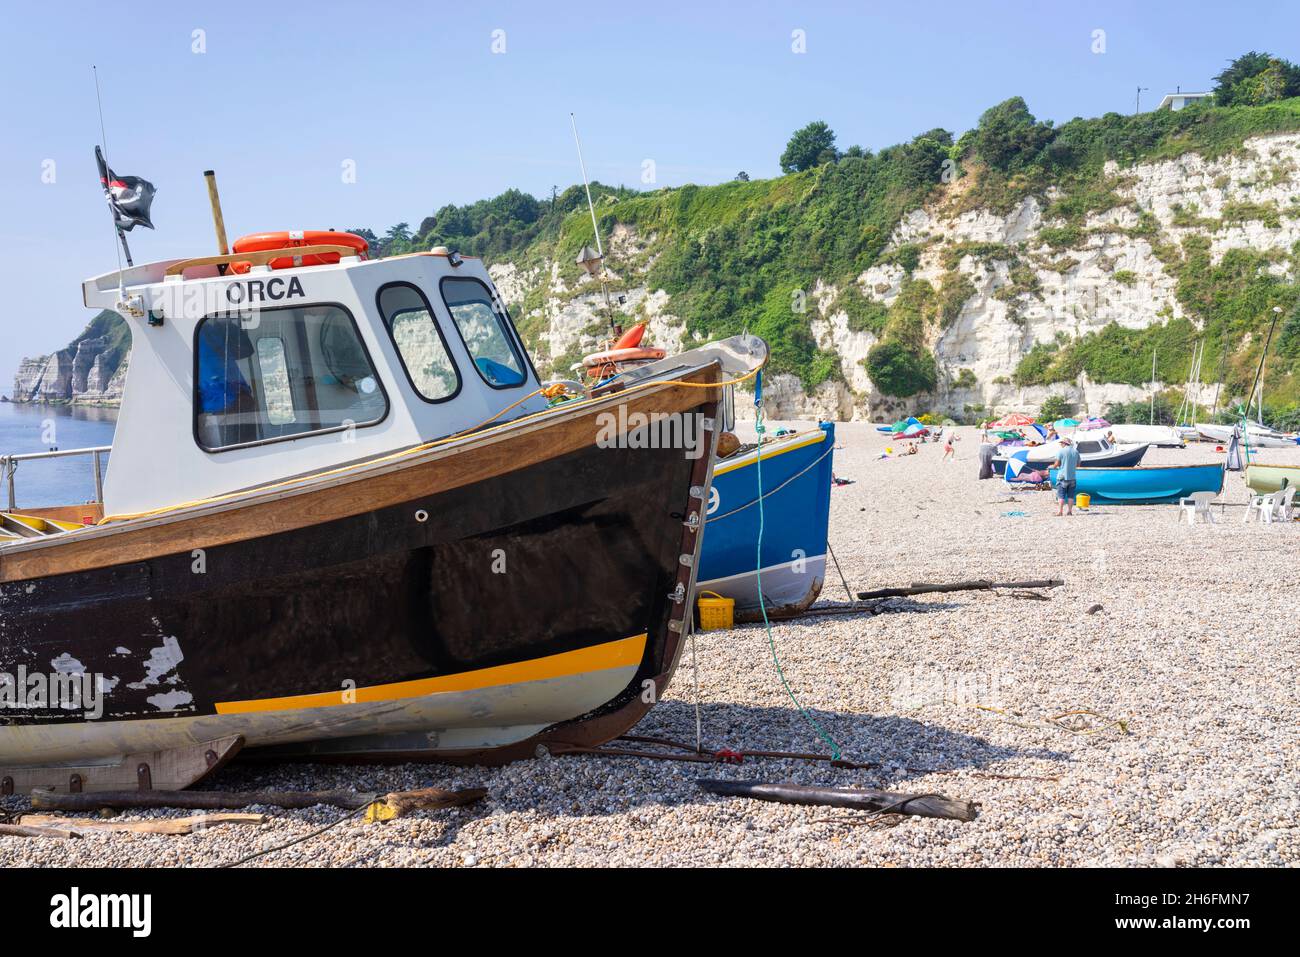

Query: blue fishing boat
[698,423,835,618]
[1048,463,1224,504]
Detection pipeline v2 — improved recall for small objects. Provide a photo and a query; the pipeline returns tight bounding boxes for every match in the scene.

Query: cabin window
[255,337,296,426]
[376,283,461,402]
[1076,441,1100,454]
[439,277,527,389]
[194,304,387,452]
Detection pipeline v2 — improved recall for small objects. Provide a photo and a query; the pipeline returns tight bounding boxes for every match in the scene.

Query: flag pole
[92,66,133,268]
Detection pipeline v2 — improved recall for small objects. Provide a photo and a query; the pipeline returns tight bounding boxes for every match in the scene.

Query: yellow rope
[931,701,1131,736]
[94,364,762,526]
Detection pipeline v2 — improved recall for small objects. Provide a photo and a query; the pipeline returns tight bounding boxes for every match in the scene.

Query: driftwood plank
[20,812,265,835]
[0,823,82,839]
[698,779,977,822]
[32,789,377,812]
[32,786,487,815]
[857,578,1063,600]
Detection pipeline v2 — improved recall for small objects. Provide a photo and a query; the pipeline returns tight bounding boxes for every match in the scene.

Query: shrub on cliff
[1214,52,1300,107]
[972,97,1056,173]
[865,339,937,397]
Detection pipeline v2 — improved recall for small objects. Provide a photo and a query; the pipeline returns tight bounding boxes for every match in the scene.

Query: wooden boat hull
[697,424,835,619]
[0,376,720,768]
[1245,463,1300,495]
[1048,463,1224,505]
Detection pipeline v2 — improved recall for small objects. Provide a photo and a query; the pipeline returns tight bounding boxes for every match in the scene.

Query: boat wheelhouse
[0,231,768,787]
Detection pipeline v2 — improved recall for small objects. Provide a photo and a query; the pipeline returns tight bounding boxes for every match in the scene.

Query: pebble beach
[4,423,1297,868]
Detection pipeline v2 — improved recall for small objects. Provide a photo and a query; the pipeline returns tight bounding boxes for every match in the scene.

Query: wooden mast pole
[203,170,230,255]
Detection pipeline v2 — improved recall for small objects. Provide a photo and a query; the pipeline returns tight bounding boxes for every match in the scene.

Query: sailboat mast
[1243,306,1282,427]
[1150,348,1157,425]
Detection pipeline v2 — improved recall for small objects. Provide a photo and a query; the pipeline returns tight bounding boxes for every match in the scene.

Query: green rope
[752,371,843,761]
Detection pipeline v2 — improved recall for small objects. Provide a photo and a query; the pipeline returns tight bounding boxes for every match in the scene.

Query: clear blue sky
[4,0,1298,392]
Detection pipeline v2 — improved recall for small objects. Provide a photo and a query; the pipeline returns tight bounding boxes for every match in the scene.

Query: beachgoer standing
[1053,436,1081,517]
[943,434,955,461]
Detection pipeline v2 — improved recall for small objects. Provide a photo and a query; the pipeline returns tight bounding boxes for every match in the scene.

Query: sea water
[0,402,117,509]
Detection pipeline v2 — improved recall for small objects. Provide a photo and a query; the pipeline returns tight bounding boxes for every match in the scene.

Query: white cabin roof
[83,250,549,517]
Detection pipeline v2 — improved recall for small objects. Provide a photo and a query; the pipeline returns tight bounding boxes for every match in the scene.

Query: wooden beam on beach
[856,578,1063,601]
[698,779,977,822]
[18,812,264,836]
[31,786,486,814]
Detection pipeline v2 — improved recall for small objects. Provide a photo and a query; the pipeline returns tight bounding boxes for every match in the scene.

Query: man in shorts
[1053,436,1081,516]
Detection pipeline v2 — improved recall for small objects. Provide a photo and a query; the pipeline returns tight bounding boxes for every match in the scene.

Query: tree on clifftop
[781,121,839,173]
[1213,51,1300,106]
[971,97,1055,173]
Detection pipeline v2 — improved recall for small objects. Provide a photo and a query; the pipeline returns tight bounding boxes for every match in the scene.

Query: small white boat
[1103,424,1186,448]
[1195,422,1299,448]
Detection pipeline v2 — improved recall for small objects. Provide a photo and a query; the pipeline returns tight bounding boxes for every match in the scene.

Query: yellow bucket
[1076,492,1091,509]
[696,590,735,631]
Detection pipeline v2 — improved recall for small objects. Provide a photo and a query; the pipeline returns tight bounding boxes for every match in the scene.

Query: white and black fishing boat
[0,189,767,789]
[992,434,1149,475]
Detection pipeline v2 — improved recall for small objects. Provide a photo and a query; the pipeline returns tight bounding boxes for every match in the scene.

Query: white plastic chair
[1178,491,1217,525]
[1272,486,1296,523]
[1245,490,1282,524]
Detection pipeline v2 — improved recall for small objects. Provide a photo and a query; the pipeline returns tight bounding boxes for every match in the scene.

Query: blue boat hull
[1049,464,1224,504]
[698,424,835,618]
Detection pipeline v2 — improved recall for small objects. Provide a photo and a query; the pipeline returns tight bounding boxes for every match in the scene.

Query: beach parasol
[1053,418,1080,429]
[1078,417,1110,431]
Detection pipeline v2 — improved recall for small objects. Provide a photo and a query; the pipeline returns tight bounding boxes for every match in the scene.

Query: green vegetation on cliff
[57,53,1300,408]
[351,55,1300,399]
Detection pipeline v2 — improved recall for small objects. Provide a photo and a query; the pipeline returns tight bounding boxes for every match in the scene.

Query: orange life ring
[229,230,369,273]
[581,346,666,380]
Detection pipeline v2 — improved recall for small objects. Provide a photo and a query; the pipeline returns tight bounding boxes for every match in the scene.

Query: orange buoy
[612,322,648,349]
[229,230,369,273]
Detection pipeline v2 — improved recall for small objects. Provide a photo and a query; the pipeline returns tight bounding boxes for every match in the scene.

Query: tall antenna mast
[569,112,617,336]
[570,113,603,258]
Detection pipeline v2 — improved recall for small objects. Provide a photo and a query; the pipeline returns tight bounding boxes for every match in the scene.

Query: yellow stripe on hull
[215,633,648,715]
[712,429,827,477]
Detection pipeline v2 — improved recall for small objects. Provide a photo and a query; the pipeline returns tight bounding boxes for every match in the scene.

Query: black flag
[95,146,156,231]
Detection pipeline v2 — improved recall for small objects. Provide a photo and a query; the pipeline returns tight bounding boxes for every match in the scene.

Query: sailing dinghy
[0,225,768,786]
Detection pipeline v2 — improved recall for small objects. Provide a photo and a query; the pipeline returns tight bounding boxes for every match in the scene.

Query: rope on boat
[752,370,845,762]
[93,363,764,526]
[707,442,834,522]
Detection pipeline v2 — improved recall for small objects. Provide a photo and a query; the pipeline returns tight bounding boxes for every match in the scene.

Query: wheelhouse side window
[439,277,527,389]
[377,283,461,402]
[194,304,387,451]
